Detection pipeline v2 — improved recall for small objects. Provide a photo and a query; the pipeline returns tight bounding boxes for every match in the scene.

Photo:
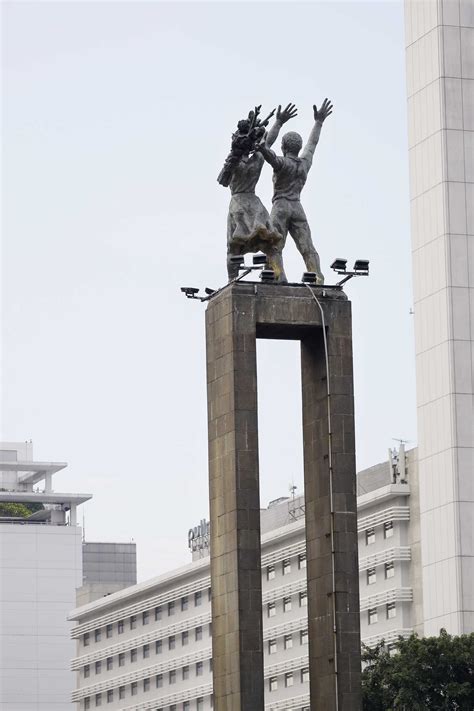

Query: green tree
[0,502,36,518]
[362,630,474,710]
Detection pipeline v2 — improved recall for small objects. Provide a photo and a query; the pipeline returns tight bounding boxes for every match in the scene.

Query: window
[195,626,203,641]
[268,602,276,617]
[267,564,275,580]
[84,699,90,710]
[156,674,163,688]
[283,596,292,612]
[367,568,376,585]
[169,635,176,650]
[299,591,308,607]
[130,648,137,663]
[208,587,212,602]
[195,591,202,607]
[368,607,378,625]
[131,682,137,696]
[197,699,204,711]
[181,596,189,611]
[209,623,212,637]
[155,640,162,654]
[118,653,125,667]
[170,706,176,711]
[269,677,278,692]
[196,661,204,676]
[84,665,90,678]
[282,559,291,575]
[209,658,213,672]
[386,602,396,619]
[298,553,307,569]
[388,643,398,656]
[106,690,113,704]
[300,629,308,645]
[94,629,101,643]
[182,665,190,680]
[143,678,150,692]
[83,632,90,647]
[143,644,150,659]
[95,693,102,707]
[385,562,395,579]
[118,620,124,634]
[284,634,293,650]
[106,624,112,639]
[184,703,190,711]
[285,672,294,687]
[384,521,394,539]
[366,528,375,545]
[169,670,176,684]
[182,630,189,646]
[142,610,149,625]
[130,615,137,630]
[168,601,175,616]
[155,606,162,621]
[106,657,113,671]
[95,661,101,675]
[268,639,277,655]
[118,687,125,700]
[301,667,309,684]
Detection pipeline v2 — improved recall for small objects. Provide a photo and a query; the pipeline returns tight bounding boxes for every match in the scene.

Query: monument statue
[257,98,333,284]
[218,103,298,281]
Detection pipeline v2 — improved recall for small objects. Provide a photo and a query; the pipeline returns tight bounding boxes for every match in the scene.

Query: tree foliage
[362,630,474,710]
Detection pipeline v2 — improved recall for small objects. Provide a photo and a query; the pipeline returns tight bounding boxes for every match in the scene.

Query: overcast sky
[2,0,416,581]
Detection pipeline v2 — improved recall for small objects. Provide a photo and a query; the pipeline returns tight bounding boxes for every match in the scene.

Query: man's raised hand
[313,98,333,123]
[277,103,298,124]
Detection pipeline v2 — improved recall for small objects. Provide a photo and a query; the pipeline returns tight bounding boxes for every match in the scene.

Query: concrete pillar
[206,282,361,711]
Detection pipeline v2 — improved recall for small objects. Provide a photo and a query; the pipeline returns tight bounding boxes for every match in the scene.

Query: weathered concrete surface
[206,281,361,711]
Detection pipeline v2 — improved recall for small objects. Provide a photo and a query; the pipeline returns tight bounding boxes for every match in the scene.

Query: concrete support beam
[206,282,361,711]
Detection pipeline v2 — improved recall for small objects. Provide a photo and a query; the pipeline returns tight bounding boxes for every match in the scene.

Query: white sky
[2,0,416,581]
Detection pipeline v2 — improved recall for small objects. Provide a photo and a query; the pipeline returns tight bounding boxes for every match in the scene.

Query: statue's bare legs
[271,199,324,284]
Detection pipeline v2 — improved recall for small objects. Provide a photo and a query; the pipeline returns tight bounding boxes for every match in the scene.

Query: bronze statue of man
[258,99,333,284]
[218,104,298,281]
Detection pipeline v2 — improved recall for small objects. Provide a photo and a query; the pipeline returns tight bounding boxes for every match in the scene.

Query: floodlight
[253,253,267,266]
[302,272,317,284]
[205,288,216,296]
[330,258,347,273]
[260,269,275,282]
[181,287,200,297]
[230,255,245,268]
[353,259,369,275]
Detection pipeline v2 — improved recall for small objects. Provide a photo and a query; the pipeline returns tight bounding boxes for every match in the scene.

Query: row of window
[83,590,212,647]
[267,590,307,617]
[266,553,306,580]
[83,687,207,708]
[366,561,395,585]
[269,667,309,691]
[83,625,212,677]
[368,602,396,625]
[269,629,308,653]
[365,521,394,546]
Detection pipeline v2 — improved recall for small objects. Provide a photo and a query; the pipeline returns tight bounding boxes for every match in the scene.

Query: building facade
[0,441,91,710]
[69,449,420,711]
[405,0,474,635]
[78,542,138,607]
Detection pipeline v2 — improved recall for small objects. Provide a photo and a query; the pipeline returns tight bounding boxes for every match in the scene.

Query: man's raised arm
[301,98,333,165]
[265,103,298,147]
[257,143,284,171]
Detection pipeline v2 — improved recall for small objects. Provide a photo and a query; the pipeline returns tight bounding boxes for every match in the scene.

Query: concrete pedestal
[206,282,361,711]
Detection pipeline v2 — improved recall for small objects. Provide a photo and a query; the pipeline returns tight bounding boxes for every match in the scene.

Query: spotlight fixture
[328,257,370,287]
[330,258,348,274]
[353,259,370,275]
[260,269,275,283]
[302,272,317,284]
[180,286,200,299]
[204,287,216,296]
[230,255,245,269]
[253,253,267,266]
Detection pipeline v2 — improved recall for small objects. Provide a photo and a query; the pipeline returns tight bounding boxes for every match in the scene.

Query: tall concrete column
[206,282,361,711]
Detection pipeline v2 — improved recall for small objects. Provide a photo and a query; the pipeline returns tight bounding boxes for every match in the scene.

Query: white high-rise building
[404,0,474,635]
[0,441,92,710]
[69,450,421,711]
